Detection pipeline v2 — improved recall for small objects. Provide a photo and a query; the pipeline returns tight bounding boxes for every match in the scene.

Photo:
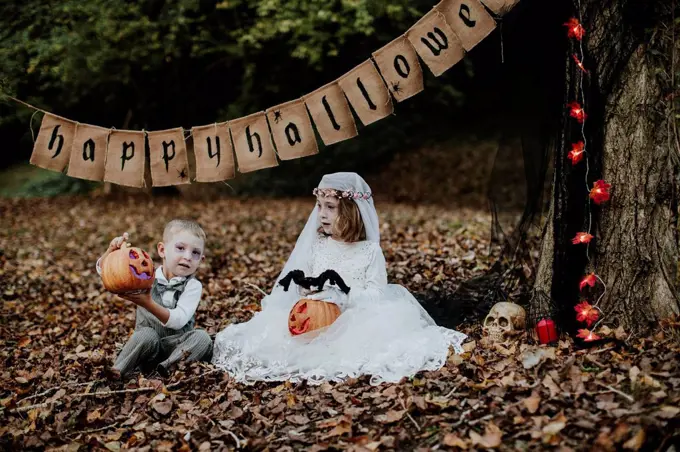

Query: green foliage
[0,0,454,121]
[0,164,97,198]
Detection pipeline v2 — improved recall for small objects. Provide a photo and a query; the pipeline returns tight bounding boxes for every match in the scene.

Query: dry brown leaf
[521,347,555,369]
[152,400,173,416]
[522,393,541,414]
[622,429,646,451]
[469,422,502,448]
[375,410,405,424]
[286,414,310,425]
[654,405,680,419]
[542,375,561,398]
[542,413,567,436]
[443,433,469,448]
[86,409,101,423]
[104,441,121,452]
[324,422,352,438]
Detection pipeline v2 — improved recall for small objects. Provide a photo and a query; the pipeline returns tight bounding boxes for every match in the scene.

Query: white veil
[262,173,379,308]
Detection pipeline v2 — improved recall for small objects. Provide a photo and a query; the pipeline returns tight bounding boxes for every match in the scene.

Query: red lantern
[536,318,558,344]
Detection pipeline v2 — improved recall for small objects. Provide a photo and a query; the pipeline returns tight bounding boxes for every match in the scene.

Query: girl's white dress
[212,235,467,385]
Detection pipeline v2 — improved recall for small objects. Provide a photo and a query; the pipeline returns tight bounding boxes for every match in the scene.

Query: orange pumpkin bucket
[100,243,154,293]
[288,298,341,336]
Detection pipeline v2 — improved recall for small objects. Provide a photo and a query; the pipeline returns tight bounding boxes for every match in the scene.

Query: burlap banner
[303,82,357,146]
[372,36,424,102]
[67,124,110,181]
[407,10,465,77]
[338,60,393,126]
[104,130,146,188]
[437,0,496,52]
[30,113,77,173]
[480,0,519,15]
[266,99,319,160]
[148,128,190,186]
[22,0,520,187]
[229,112,279,173]
[192,123,236,182]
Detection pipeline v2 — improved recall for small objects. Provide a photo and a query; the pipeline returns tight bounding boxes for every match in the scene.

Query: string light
[566,9,611,342]
[567,141,585,165]
[571,232,594,244]
[567,101,587,123]
[572,54,588,73]
[564,18,586,40]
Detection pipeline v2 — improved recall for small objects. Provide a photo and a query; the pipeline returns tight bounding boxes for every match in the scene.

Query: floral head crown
[313,187,372,200]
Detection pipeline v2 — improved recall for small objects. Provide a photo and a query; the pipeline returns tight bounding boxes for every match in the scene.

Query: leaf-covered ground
[1,195,678,451]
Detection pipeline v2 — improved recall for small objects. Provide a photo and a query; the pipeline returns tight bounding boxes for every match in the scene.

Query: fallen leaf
[463,341,476,352]
[87,409,101,423]
[542,375,561,398]
[375,410,405,424]
[622,429,645,450]
[104,441,121,452]
[654,406,680,419]
[522,393,541,414]
[542,413,567,436]
[286,414,310,425]
[324,422,352,438]
[443,433,469,448]
[126,432,146,448]
[521,347,556,369]
[469,422,502,448]
[152,400,173,416]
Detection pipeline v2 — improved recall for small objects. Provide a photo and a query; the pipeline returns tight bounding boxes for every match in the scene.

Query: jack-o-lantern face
[128,249,152,281]
[101,244,155,293]
[288,299,341,336]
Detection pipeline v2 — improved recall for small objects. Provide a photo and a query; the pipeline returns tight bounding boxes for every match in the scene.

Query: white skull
[483,302,526,342]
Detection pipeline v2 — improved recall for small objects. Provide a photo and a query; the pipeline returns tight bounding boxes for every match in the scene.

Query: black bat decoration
[278,269,351,295]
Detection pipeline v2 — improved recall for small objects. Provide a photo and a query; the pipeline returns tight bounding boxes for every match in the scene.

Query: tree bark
[534,0,680,333]
[594,40,680,329]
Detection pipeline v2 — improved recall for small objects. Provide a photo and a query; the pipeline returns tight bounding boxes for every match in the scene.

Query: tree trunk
[534,0,680,333]
[594,40,679,329]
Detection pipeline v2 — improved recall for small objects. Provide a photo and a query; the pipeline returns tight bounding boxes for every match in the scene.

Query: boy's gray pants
[113,324,212,376]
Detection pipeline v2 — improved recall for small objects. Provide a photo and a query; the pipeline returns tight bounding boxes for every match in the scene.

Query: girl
[212,172,467,385]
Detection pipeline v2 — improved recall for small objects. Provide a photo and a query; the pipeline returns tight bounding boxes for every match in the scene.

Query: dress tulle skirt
[212,285,467,385]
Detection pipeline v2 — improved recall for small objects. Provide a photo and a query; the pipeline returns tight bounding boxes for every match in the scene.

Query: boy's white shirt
[96,258,202,330]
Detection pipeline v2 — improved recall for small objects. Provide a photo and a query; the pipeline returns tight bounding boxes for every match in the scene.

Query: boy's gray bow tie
[155,278,186,294]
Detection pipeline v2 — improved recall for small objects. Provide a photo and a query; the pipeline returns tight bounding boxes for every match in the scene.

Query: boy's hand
[107,232,129,254]
[118,290,152,307]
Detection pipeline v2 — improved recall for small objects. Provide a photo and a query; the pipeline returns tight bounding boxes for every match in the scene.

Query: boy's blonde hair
[163,219,207,244]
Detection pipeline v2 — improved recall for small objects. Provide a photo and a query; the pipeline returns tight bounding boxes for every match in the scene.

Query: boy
[97,219,212,379]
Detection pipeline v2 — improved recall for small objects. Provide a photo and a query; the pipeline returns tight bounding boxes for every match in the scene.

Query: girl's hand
[298,286,314,298]
[308,287,349,308]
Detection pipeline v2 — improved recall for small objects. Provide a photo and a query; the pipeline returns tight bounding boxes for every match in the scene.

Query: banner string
[28,110,39,143]
[5,95,48,115]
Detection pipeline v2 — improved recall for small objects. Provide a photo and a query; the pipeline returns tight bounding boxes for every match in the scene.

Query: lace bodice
[308,236,387,305]
[310,236,384,287]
